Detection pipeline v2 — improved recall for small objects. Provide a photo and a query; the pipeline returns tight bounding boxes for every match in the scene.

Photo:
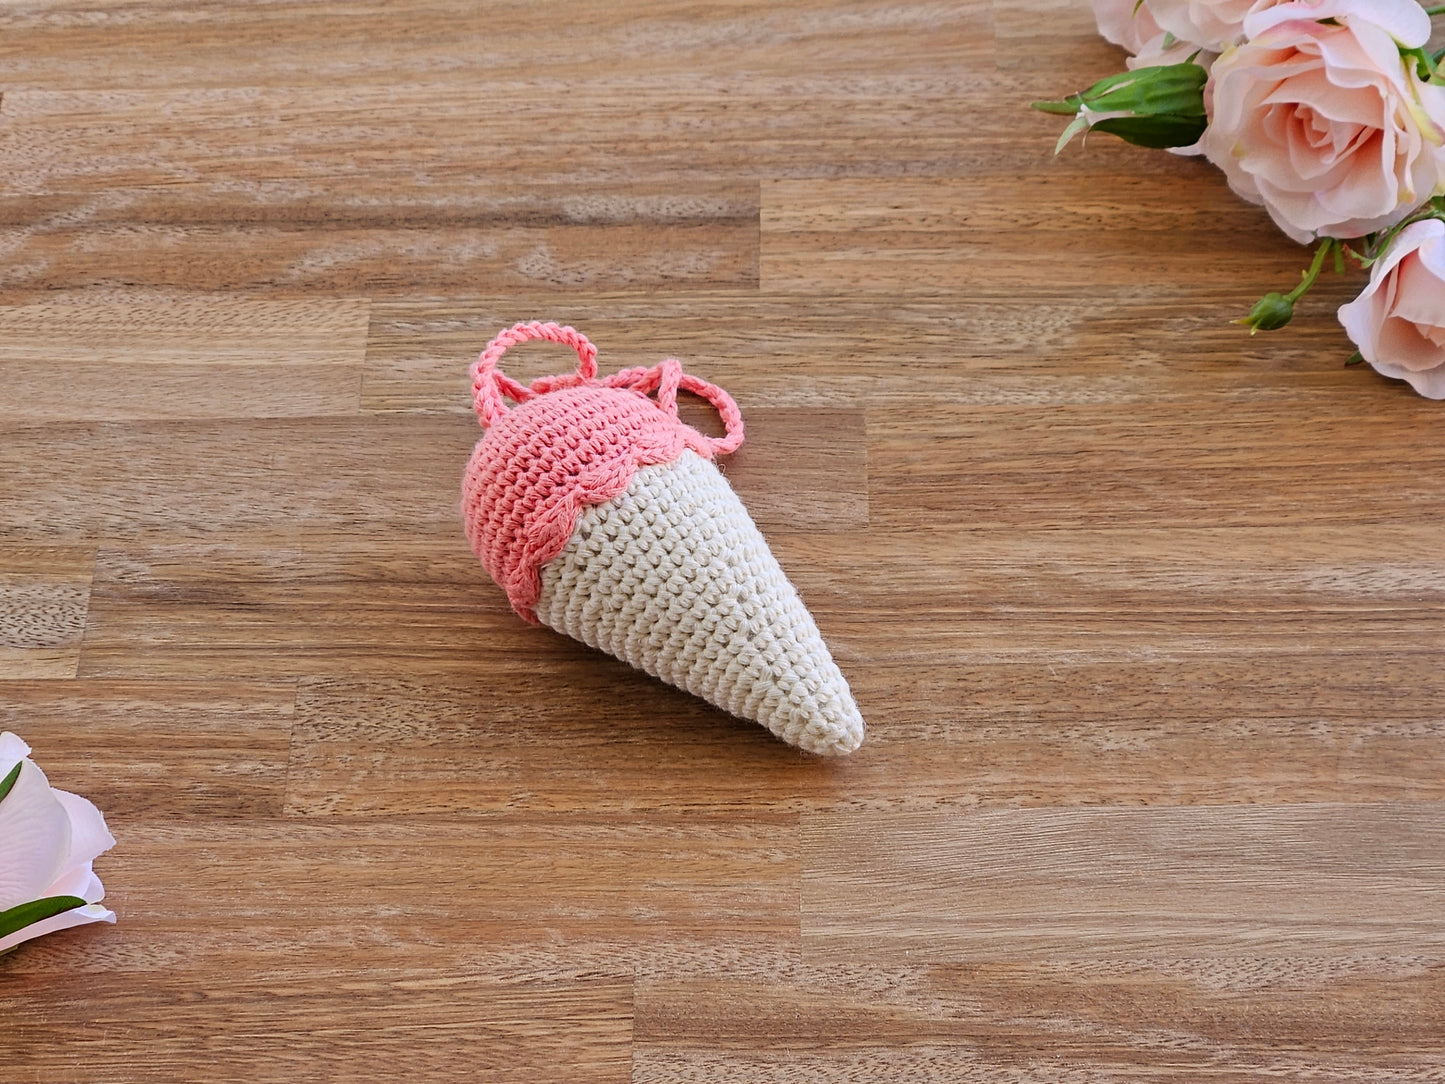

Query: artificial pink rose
[1338,218,1445,399]
[1243,0,1432,44]
[1092,0,1171,56]
[1201,2,1445,243]
[1146,0,1266,51]
[1091,0,1218,75]
[1131,34,1216,72]
[1132,37,1213,73]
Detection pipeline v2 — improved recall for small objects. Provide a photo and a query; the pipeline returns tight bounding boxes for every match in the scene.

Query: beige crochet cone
[532,450,866,756]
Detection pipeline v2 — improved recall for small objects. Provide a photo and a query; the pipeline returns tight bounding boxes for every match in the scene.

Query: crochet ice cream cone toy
[461,321,865,756]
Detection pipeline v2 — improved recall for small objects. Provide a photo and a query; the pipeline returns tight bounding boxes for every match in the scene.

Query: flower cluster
[1037,0,1445,398]
[0,733,116,956]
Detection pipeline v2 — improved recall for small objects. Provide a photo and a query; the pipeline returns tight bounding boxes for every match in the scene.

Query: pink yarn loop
[471,320,599,426]
[470,321,744,456]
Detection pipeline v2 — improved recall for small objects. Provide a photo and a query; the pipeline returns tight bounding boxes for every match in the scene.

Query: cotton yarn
[461,321,865,756]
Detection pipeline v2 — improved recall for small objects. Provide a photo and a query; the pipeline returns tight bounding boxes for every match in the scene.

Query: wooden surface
[2,2,1443,1080]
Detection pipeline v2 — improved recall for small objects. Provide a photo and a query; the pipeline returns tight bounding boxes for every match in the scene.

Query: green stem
[1285,238,1336,304]
[1425,5,1445,16]
[1404,46,1442,82]
[1361,198,1445,263]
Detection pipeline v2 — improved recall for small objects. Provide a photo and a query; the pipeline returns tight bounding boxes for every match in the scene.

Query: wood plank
[995,0,1117,70]
[760,174,1333,293]
[0,544,94,678]
[0,679,293,815]
[634,956,1445,1081]
[0,298,369,420]
[76,538,510,678]
[281,653,1445,817]
[0,406,859,543]
[72,520,863,681]
[0,84,1009,192]
[283,673,856,816]
[0,814,798,978]
[0,1,992,91]
[773,525,1445,661]
[361,290,1370,414]
[8,973,633,1084]
[802,804,1445,960]
[866,398,1445,528]
[0,415,478,542]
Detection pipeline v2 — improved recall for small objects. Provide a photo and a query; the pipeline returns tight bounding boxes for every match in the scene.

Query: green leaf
[0,760,20,807]
[1092,114,1208,149]
[0,895,88,942]
[1081,63,1207,116]
[1035,62,1209,152]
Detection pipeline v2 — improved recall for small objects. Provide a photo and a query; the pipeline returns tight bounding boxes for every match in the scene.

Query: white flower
[0,733,117,955]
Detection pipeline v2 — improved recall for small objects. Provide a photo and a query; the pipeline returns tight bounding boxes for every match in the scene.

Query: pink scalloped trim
[461,322,744,623]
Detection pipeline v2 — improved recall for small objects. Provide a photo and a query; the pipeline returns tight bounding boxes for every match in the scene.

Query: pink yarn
[462,321,745,622]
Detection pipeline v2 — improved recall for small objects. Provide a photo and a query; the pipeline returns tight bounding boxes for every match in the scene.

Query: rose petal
[0,732,33,777]
[52,788,116,870]
[1380,355,1445,399]
[1391,257,1445,330]
[0,761,71,911]
[1376,311,1443,373]
[1093,0,1165,53]
[1245,0,1433,49]
[0,902,116,957]
[48,864,106,905]
[1148,0,1257,51]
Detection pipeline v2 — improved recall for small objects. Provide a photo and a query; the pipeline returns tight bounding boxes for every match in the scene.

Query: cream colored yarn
[535,450,866,756]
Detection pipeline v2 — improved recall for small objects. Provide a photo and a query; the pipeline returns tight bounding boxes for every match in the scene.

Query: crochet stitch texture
[461,321,865,756]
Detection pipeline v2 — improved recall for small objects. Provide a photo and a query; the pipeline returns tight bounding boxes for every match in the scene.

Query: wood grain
[867,398,1445,528]
[760,172,1313,293]
[0,680,293,815]
[4,1,1444,1080]
[802,804,1445,959]
[0,545,95,678]
[0,298,370,420]
[634,957,1445,1081]
[9,971,634,1084]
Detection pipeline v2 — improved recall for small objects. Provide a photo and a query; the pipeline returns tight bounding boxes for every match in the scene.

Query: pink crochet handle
[470,321,745,456]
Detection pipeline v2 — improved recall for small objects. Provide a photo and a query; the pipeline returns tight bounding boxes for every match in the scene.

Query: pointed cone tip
[535,453,866,755]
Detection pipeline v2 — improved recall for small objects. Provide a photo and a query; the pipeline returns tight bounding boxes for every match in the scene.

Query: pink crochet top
[462,321,745,623]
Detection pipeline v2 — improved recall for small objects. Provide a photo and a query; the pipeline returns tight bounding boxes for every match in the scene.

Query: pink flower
[0,733,116,956]
[1090,0,1219,84]
[1132,34,1216,72]
[1092,0,1171,56]
[1338,218,1445,399]
[1147,0,1264,51]
[1200,1,1445,243]
[1094,0,1277,57]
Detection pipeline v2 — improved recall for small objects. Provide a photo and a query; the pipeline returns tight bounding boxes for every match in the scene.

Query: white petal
[0,732,32,777]
[0,761,71,911]
[0,903,115,957]
[48,863,106,905]
[52,789,117,868]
